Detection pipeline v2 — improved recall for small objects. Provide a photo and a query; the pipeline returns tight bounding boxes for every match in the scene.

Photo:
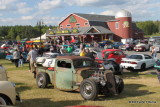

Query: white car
[42,58,56,67]
[72,48,81,56]
[36,52,59,65]
[121,54,155,70]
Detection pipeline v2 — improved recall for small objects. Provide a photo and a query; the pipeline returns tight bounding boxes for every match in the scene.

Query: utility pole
[37,20,43,42]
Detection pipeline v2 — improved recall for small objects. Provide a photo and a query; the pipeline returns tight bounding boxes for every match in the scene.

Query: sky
[0,0,159,26]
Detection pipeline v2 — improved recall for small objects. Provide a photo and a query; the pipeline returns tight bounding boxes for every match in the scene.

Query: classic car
[36,52,59,65]
[149,42,160,52]
[0,64,21,106]
[97,59,123,75]
[36,56,124,100]
[0,81,21,106]
[5,52,28,62]
[0,64,7,81]
[134,41,150,51]
[120,54,155,71]
[120,42,135,51]
[101,49,126,64]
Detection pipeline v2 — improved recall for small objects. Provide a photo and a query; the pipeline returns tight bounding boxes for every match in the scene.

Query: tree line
[136,20,160,36]
[0,25,57,41]
[0,21,160,41]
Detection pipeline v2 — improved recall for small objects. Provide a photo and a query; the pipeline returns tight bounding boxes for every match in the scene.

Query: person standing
[85,48,95,59]
[80,48,86,56]
[18,51,24,67]
[27,48,38,78]
[151,46,157,59]
[13,49,20,67]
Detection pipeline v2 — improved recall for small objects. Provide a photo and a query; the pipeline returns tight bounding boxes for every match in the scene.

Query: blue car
[5,52,28,62]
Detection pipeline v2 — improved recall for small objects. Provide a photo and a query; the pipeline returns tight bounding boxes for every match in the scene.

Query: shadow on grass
[16,82,32,93]
[98,83,155,101]
[18,98,84,107]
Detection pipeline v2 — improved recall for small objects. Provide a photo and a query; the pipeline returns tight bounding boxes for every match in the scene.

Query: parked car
[0,64,21,106]
[36,52,59,65]
[120,42,135,51]
[134,40,150,52]
[0,64,7,81]
[36,56,124,100]
[0,81,21,106]
[5,52,28,62]
[0,44,10,50]
[72,48,81,56]
[101,49,126,64]
[97,59,123,75]
[120,54,155,71]
[149,42,160,52]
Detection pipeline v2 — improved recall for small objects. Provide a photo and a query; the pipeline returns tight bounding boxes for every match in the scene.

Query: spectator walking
[151,46,157,59]
[27,48,38,78]
[13,49,20,67]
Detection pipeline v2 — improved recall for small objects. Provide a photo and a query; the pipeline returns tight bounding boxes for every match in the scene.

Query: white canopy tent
[31,33,47,41]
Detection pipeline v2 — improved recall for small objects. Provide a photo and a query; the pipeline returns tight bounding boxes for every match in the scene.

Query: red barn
[46,10,143,42]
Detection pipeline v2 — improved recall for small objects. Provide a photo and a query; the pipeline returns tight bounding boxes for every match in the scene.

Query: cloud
[100,10,116,16]
[42,16,65,25]
[64,0,127,7]
[16,2,33,14]
[38,0,63,11]
[0,0,17,10]
[21,16,33,20]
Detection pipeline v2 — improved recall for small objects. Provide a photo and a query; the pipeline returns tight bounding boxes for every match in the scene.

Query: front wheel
[115,76,124,94]
[0,96,10,105]
[80,79,98,100]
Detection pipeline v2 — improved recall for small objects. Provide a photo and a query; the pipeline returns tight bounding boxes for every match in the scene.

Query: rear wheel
[36,72,49,88]
[141,63,146,70]
[80,79,98,100]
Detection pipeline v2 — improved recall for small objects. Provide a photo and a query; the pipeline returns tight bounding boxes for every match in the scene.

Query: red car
[101,49,126,64]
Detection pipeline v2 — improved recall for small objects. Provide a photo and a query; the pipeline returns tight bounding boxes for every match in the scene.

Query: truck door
[55,60,73,90]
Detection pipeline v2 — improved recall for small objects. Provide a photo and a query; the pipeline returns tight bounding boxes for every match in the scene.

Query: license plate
[136,50,138,51]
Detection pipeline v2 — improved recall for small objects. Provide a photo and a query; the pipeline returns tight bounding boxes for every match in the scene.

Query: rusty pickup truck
[36,56,124,100]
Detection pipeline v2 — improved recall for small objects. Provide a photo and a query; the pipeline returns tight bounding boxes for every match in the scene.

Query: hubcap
[0,97,6,105]
[38,76,44,86]
[83,83,93,96]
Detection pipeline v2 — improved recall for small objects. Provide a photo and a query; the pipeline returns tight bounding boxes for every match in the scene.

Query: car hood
[136,44,145,47]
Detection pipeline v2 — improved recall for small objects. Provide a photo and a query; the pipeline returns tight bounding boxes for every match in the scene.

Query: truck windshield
[73,60,95,68]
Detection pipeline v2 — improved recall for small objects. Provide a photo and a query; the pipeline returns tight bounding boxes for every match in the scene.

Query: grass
[1,59,160,107]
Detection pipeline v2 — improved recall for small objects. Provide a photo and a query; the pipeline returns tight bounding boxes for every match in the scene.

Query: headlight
[11,82,16,87]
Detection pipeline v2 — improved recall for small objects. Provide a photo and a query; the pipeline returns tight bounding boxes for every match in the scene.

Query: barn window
[84,22,88,25]
[115,22,119,29]
[66,24,71,27]
[76,23,80,27]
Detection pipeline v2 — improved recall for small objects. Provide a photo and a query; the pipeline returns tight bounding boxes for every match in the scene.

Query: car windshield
[128,55,143,59]
[73,60,95,68]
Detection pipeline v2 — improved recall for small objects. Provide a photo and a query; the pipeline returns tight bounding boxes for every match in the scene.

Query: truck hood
[75,67,94,74]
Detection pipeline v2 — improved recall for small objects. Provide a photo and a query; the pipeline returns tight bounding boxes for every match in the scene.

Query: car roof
[56,56,93,61]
